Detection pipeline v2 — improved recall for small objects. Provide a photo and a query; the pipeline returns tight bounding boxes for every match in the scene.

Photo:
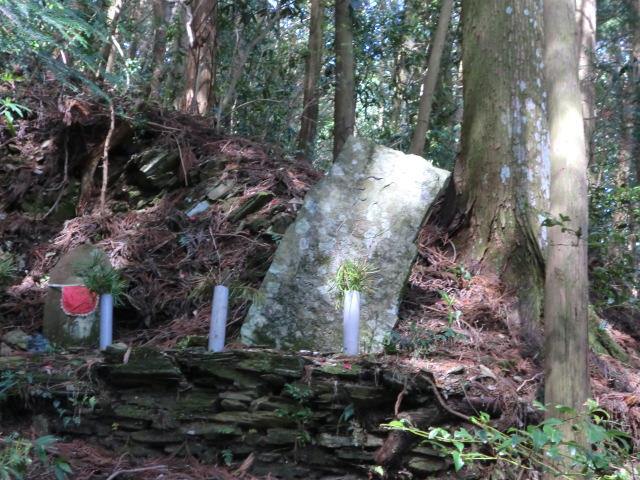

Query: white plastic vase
[208,285,229,352]
[343,290,360,355]
[99,293,113,350]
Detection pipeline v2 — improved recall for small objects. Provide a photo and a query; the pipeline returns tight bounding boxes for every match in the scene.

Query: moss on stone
[112,404,156,422]
[210,410,296,429]
[180,422,241,437]
[131,429,182,444]
[318,363,362,377]
[588,307,629,362]
[235,350,305,377]
[173,392,218,420]
[100,348,184,386]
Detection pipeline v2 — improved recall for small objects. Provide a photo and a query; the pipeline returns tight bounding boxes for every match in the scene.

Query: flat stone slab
[241,137,450,352]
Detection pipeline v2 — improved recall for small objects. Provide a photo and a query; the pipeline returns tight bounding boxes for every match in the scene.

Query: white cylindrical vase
[99,293,113,350]
[209,285,229,352]
[343,290,360,355]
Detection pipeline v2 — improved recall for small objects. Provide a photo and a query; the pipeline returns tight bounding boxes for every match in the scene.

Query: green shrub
[382,400,636,479]
[75,252,127,304]
[0,253,16,286]
[0,433,72,480]
[330,259,377,307]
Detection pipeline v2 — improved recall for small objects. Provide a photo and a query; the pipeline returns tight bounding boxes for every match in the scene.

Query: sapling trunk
[209,285,229,352]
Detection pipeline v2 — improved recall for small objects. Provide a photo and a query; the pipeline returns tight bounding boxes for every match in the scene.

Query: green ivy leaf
[452,451,464,471]
[529,428,547,449]
[586,423,607,444]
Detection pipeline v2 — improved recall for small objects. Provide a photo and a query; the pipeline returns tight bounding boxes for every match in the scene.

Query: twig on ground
[516,372,543,393]
[105,465,167,480]
[419,372,471,422]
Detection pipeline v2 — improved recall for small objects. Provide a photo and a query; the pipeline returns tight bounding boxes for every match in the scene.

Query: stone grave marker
[43,244,108,347]
[241,137,450,352]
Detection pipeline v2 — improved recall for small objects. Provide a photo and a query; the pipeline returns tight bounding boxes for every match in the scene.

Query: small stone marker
[241,137,450,352]
[43,244,108,347]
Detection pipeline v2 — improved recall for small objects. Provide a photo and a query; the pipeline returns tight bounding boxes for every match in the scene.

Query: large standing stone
[43,244,108,347]
[241,137,450,352]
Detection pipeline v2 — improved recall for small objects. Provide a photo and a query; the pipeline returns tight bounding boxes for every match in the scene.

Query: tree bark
[332,0,355,160]
[543,0,590,444]
[147,0,172,100]
[388,6,410,133]
[165,5,186,104]
[126,0,141,60]
[408,0,454,155]
[99,0,125,78]
[215,9,281,130]
[176,0,217,115]
[612,47,633,242]
[77,122,133,214]
[633,0,640,185]
[576,0,596,167]
[447,0,550,350]
[630,0,640,287]
[296,0,324,158]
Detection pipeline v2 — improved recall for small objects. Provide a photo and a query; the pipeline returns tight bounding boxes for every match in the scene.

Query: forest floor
[1,85,640,478]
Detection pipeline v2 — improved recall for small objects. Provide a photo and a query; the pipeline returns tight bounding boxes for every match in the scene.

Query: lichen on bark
[446,0,549,348]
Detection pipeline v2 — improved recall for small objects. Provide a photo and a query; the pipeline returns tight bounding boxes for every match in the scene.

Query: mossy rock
[210,410,296,429]
[220,399,247,410]
[234,350,307,378]
[173,392,218,421]
[175,351,269,391]
[343,383,393,405]
[407,456,448,474]
[317,363,363,378]
[99,348,183,386]
[588,307,629,362]
[335,448,375,462]
[250,395,297,412]
[180,422,241,438]
[130,429,183,444]
[263,428,300,446]
[111,419,148,431]
[219,391,256,403]
[112,404,156,422]
[119,391,175,409]
[103,343,128,364]
[229,192,275,222]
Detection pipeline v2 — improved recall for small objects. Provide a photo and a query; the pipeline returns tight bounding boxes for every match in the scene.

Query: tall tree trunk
[99,0,125,77]
[126,0,141,60]
[388,7,409,132]
[176,0,217,115]
[147,0,172,100]
[612,48,634,249]
[297,0,324,158]
[543,0,590,442]
[333,0,355,160]
[631,0,640,289]
[633,0,640,185]
[576,0,596,167]
[447,0,550,350]
[215,9,280,129]
[389,50,408,132]
[409,0,454,155]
